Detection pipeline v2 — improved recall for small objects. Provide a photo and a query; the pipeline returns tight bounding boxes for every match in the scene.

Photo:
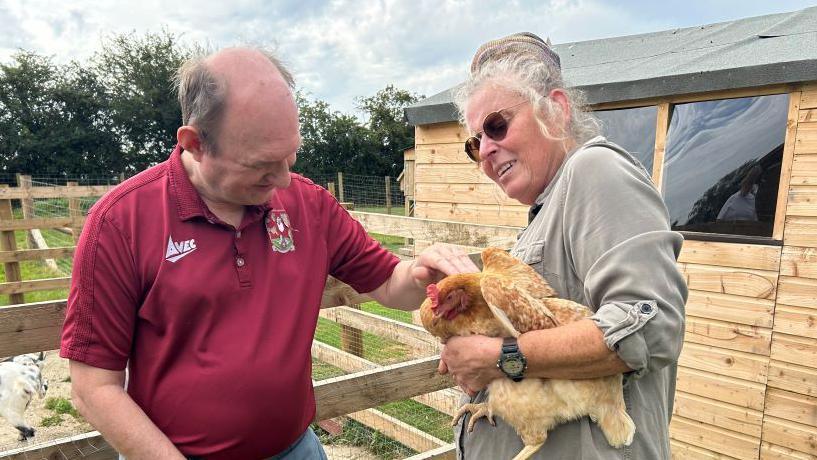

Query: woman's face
[464,86,569,205]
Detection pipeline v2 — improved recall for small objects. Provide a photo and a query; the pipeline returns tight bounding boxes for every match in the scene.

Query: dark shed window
[594,106,657,173]
[663,94,789,238]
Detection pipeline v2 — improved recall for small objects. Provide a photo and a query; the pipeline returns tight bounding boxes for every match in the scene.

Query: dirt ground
[325,445,379,459]
[0,353,380,459]
[0,351,94,452]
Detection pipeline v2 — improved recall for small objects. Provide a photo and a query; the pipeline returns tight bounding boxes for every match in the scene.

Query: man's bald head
[175,46,295,154]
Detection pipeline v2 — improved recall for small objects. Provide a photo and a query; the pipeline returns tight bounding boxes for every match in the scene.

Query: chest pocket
[514,241,565,298]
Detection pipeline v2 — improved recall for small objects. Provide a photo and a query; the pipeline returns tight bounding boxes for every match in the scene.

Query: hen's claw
[452,403,495,432]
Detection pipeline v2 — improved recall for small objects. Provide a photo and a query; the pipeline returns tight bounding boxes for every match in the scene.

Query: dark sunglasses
[464,101,527,162]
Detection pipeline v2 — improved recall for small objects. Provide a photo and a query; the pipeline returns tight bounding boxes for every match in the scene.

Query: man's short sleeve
[323,195,399,294]
[60,213,140,371]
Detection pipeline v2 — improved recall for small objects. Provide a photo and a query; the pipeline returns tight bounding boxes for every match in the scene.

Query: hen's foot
[452,402,495,432]
[512,443,544,460]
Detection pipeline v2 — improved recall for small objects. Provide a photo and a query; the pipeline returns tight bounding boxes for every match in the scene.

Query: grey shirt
[456,137,688,459]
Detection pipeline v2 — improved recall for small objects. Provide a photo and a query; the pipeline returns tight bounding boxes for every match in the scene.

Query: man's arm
[70,361,185,460]
[437,320,632,395]
[366,244,480,310]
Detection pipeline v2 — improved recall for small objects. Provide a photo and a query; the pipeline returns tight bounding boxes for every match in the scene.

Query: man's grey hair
[454,53,599,145]
[174,47,295,154]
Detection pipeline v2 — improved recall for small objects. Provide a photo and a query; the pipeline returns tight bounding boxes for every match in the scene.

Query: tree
[0,52,121,178]
[93,30,196,171]
[356,85,421,175]
[295,93,385,178]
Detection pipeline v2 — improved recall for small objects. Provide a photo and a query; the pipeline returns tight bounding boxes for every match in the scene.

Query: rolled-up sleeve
[585,231,686,380]
[563,146,688,381]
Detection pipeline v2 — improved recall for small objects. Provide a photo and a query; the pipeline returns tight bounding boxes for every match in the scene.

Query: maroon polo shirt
[60,146,399,459]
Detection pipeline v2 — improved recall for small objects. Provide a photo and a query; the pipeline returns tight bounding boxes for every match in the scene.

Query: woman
[438,33,688,459]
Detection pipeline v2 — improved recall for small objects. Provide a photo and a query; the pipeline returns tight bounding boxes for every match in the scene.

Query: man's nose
[266,163,291,188]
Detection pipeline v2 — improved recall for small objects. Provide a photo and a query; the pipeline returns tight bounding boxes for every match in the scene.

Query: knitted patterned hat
[470,32,561,74]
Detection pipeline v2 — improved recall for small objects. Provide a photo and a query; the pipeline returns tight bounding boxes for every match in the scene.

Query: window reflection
[663,94,788,238]
[594,106,657,173]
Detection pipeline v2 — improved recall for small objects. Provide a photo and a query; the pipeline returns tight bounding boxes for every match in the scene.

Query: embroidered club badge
[266,211,295,253]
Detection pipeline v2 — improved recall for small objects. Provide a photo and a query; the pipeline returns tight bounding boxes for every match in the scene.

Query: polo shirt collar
[168,145,272,223]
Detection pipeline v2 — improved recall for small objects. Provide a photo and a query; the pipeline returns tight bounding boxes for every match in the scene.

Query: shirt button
[235,231,242,239]
[640,303,653,314]
[236,257,245,267]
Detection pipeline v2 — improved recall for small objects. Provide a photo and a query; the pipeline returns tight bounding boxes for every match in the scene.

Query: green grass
[40,414,64,427]
[312,358,346,381]
[357,206,405,216]
[0,229,71,306]
[378,399,453,442]
[314,419,415,459]
[361,301,412,324]
[369,232,407,253]
[315,317,409,365]
[39,397,82,427]
[44,397,80,418]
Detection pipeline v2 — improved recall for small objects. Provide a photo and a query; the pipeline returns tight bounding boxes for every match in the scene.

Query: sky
[1,0,815,116]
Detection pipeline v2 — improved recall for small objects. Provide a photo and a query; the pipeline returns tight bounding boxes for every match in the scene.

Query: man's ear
[177,125,205,162]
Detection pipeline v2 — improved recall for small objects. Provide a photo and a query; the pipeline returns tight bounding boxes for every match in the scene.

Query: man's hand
[70,361,186,460]
[410,243,481,287]
[438,335,504,396]
[368,243,480,310]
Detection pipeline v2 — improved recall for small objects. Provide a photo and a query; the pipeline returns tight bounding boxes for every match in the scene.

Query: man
[60,47,477,460]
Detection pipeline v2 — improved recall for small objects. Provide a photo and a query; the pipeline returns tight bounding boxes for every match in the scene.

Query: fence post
[0,184,25,305]
[385,176,392,215]
[338,200,363,356]
[16,174,35,249]
[327,182,336,198]
[337,172,345,203]
[67,182,81,244]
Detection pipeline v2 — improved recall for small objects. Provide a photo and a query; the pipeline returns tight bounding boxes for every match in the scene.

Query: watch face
[502,357,525,375]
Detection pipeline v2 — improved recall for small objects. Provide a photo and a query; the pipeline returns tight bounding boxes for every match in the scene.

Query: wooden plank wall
[671,241,779,459]
[762,85,817,459]
[413,123,528,226]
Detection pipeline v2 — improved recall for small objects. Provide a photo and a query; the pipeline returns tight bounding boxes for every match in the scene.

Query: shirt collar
[528,136,606,222]
[168,145,272,222]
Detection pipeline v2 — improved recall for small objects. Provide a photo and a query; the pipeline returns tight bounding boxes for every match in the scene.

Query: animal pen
[0,176,525,459]
[402,7,817,460]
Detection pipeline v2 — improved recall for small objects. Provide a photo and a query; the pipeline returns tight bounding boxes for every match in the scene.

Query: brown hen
[420,247,635,460]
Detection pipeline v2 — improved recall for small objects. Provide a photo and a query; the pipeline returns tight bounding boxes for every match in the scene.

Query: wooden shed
[405,7,817,460]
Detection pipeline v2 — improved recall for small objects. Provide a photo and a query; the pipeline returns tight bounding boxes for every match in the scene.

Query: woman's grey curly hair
[454,49,599,145]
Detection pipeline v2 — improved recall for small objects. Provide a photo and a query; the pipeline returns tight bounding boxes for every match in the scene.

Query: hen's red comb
[426,283,440,310]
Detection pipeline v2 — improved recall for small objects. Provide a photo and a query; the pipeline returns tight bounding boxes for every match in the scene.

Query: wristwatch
[497,337,527,382]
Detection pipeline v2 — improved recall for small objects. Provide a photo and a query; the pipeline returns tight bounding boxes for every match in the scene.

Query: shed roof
[405,7,817,126]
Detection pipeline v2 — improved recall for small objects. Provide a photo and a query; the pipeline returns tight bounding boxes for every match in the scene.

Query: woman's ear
[177,126,205,162]
[548,89,571,136]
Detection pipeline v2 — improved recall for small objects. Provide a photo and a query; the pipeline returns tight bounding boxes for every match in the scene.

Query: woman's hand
[438,335,504,396]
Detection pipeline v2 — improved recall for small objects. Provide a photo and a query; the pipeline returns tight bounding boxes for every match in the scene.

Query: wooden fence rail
[0,356,455,460]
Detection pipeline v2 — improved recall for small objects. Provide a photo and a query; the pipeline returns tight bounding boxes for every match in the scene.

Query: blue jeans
[267,428,328,460]
[120,427,327,460]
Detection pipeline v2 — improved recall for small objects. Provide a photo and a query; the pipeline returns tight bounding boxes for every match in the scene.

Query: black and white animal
[0,352,49,441]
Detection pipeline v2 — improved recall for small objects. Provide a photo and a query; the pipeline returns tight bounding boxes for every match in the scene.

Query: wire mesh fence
[0,173,124,187]
[308,173,406,215]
